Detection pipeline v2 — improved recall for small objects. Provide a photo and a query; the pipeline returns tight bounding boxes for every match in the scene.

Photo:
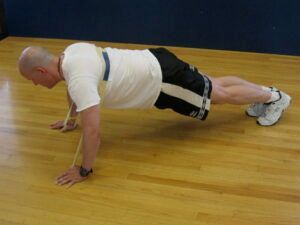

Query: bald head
[18,46,53,76]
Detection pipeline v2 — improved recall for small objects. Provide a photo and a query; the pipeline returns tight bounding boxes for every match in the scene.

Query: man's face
[24,69,56,89]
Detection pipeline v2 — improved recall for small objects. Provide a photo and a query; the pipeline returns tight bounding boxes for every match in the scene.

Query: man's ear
[36,66,47,74]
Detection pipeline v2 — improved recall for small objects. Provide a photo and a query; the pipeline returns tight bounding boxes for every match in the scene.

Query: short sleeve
[68,77,100,112]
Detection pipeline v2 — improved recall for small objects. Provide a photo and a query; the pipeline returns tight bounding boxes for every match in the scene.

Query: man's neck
[56,55,65,81]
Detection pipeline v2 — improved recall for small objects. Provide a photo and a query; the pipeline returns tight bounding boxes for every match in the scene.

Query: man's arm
[55,104,101,187]
[50,90,78,131]
[67,90,78,118]
[80,105,101,170]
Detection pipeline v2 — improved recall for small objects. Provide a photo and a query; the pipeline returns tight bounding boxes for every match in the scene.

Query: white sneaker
[257,90,291,126]
[246,103,268,117]
[245,87,278,117]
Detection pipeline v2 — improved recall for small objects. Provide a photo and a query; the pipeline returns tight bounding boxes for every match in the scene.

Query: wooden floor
[0,36,300,225]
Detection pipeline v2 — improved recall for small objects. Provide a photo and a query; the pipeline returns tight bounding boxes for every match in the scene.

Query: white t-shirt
[62,43,162,112]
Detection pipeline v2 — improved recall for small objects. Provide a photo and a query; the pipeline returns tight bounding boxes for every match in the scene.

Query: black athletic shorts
[149,48,212,120]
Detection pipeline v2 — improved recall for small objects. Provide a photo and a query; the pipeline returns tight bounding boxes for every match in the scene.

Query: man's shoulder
[65,42,96,52]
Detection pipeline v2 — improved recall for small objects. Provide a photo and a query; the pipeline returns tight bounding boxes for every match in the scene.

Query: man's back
[62,43,162,111]
[104,47,162,108]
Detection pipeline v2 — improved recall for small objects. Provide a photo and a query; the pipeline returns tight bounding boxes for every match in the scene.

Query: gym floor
[0,36,299,225]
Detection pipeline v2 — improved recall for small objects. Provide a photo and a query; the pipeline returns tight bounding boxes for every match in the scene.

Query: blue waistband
[102,51,110,81]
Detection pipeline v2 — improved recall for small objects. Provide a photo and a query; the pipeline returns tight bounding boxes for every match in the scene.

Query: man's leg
[209,76,291,126]
[209,76,271,104]
[213,76,262,89]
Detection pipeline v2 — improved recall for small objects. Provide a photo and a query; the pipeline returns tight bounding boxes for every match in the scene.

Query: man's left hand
[55,166,88,188]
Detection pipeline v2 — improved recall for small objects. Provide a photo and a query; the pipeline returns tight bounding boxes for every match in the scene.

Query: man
[18,43,291,187]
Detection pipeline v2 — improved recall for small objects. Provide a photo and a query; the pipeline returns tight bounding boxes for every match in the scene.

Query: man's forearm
[80,105,101,171]
[67,90,78,117]
[69,103,78,119]
[81,130,100,170]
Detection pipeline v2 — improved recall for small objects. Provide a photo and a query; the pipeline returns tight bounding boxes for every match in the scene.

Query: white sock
[261,86,272,92]
[266,91,280,103]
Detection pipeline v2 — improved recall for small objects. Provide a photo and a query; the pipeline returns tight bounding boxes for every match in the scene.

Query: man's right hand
[50,120,77,132]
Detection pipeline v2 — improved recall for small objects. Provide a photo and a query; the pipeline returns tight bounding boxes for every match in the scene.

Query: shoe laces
[261,91,282,118]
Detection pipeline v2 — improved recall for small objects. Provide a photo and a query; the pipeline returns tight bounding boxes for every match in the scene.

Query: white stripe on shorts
[161,83,211,111]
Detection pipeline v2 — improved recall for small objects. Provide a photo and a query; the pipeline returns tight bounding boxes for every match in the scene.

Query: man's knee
[211,82,224,104]
[209,77,225,89]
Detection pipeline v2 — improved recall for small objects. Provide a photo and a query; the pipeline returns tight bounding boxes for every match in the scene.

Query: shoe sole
[257,96,292,126]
